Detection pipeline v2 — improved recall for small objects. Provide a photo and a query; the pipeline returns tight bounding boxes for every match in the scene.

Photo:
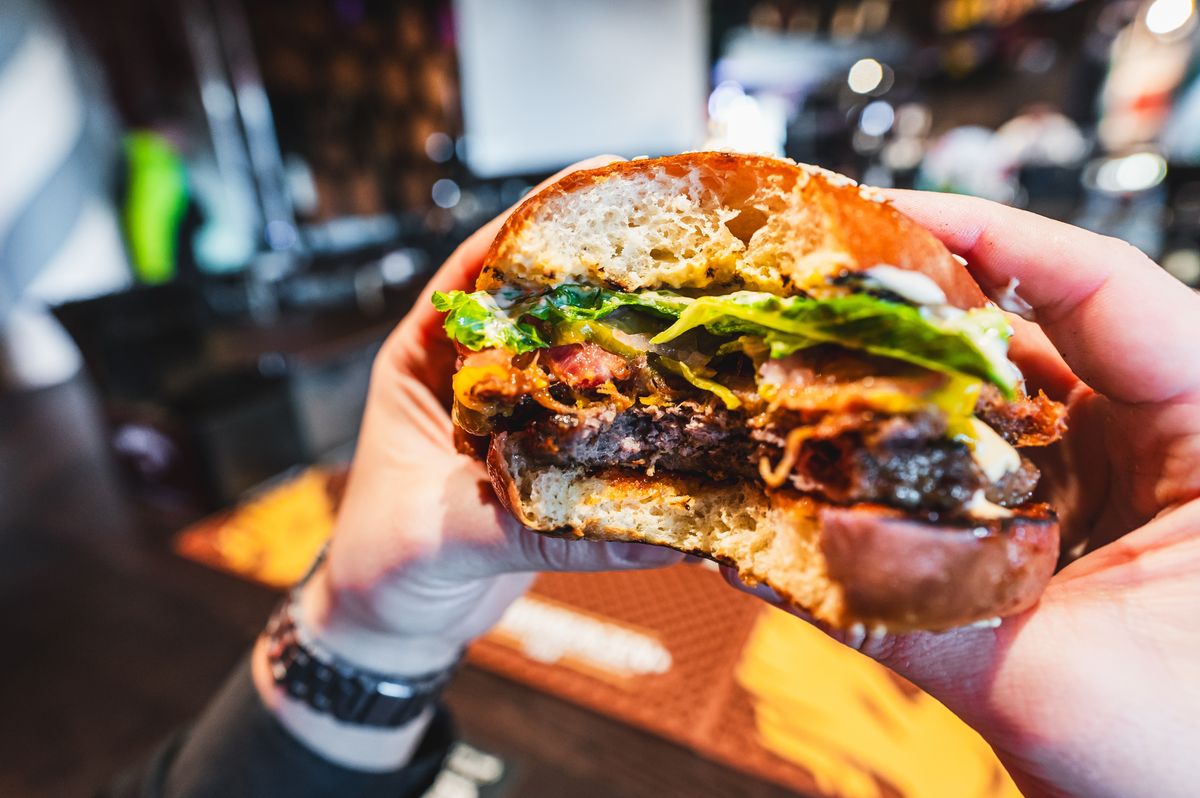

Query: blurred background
[0,1,1196,797]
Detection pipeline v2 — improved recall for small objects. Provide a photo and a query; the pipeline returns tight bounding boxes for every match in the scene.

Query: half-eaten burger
[433,153,1066,632]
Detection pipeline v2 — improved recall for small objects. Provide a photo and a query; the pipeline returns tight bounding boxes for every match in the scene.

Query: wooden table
[0,376,804,798]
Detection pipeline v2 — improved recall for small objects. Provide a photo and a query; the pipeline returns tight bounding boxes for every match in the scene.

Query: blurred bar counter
[0,363,805,798]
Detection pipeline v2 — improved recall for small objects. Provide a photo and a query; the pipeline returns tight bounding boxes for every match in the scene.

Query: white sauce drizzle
[864,265,948,306]
[964,489,1014,519]
[967,418,1022,483]
[959,317,1025,390]
[992,277,1036,321]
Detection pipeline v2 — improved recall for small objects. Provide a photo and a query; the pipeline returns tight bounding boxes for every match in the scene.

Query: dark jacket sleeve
[102,655,454,798]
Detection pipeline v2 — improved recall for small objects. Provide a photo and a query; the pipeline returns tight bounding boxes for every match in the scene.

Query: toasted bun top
[479,152,986,308]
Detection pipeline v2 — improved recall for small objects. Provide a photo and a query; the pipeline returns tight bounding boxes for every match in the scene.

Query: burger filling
[433,270,1066,520]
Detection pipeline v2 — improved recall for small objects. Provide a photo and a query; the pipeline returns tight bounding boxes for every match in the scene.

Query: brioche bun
[479,152,987,308]
[470,153,1059,631]
[488,434,1058,633]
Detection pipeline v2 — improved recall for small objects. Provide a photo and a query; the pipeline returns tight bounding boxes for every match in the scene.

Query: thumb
[834,622,1004,708]
[810,608,1057,767]
[886,189,1200,404]
[499,526,686,573]
[721,566,1008,716]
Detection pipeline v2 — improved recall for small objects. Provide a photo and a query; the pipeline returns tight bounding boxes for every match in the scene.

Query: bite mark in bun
[436,153,1066,631]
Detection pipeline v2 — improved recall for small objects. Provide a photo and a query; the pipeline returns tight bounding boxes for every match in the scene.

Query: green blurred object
[122,131,188,284]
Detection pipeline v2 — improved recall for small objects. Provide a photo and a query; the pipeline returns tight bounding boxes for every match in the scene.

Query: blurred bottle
[122,131,188,285]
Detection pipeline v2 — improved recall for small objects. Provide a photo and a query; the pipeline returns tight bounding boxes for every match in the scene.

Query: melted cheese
[452,363,514,411]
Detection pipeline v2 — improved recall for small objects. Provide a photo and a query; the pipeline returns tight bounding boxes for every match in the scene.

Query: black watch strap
[263,594,459,729]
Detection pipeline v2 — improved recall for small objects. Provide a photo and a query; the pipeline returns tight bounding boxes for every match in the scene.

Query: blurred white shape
[444,742,505,785]
[189,156,260,271]
[380,251,417,285]
[112,423,176,477]
[1162,72,1200,162]
[1145,0,1195,35]
[265,219,298,251]
[715,29,907,98]
[284,155,319,215]
[450,188,483,222]
[1094,151,1167,192]
[708,80,746,118]
[847,58,884,94]
[997,108,1088,166]
[859,100,895,136]
[455,0,706,177]
[494,596,672,675]
[200,81,237,119]
[27,199,131,305]
[0,29,84,242]
[431,178,461,208]
[895,103,932,138]
[1014,39,1058,75]
[883,137,924,170]
[425,131,454,163]
[918,126,1018,203]
[705,83,787,156]
[1162,248,1200,284]
[0,303,81,388]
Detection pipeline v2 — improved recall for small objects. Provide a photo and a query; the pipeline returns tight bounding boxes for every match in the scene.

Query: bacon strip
[975,384,1067,447]
[542,343,631,389]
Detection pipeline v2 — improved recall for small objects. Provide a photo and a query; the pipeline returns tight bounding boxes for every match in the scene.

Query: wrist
[295,564,466,676]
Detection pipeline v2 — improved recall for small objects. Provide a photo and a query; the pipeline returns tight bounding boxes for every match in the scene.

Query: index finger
[886,190,1200,405]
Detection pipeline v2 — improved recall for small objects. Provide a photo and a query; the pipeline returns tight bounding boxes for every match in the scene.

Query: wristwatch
[262,549,460,728]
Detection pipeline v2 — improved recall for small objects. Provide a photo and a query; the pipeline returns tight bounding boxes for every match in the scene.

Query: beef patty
[509,402,1042,514]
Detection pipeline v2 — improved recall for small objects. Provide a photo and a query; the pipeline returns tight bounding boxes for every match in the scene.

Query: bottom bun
[488,434,1058,633]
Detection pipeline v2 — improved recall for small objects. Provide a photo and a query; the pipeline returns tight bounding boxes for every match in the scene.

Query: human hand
[733,191,1200,798]
[253,157,681,768]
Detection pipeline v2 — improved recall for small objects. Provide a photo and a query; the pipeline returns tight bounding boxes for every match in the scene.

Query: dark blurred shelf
[50,279,425,512]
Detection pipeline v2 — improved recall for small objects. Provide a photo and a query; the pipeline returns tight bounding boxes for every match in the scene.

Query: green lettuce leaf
[433,285,1018,397]
[431,290,547,352]
[649,292,1017,397]
[521,285,691,323]
[432,286,689,354]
